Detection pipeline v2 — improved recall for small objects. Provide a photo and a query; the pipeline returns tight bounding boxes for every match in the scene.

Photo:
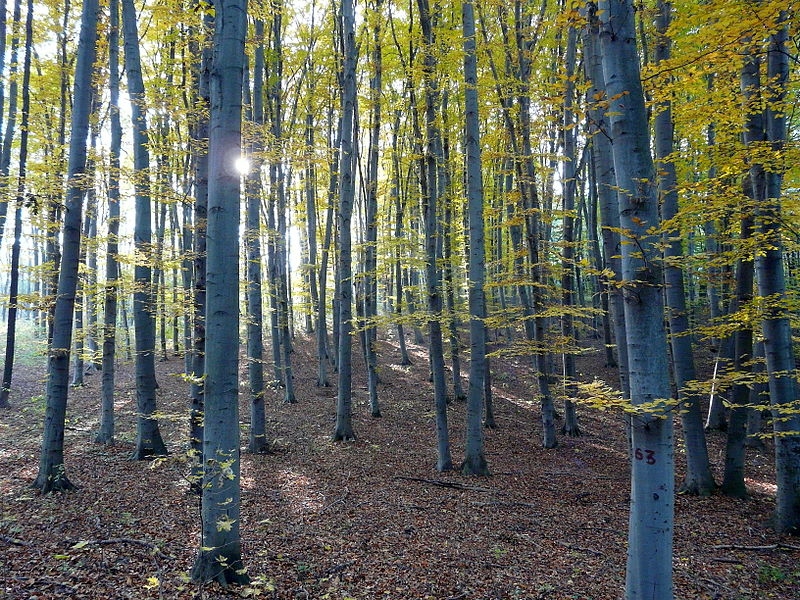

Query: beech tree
[599,0,675,597]
[32,0,99,493]
[191,0,249,583]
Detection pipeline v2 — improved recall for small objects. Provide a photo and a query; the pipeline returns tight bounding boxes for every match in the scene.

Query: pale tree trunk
[461,0,489,476]
[190,0,249,584]
[599,1,674,597]
[721,178,755,498]
[332,0,358,441]
[32,0,99,493]
[757,16,800,535]
[441,94,464,402]
[95,0,122,445]
[745,341,766,449]
[514,1,557,450]
[582,1,629,398]
[317,106,339,385]
[122,0,167,459]
[269,0,295,404]
[654,0,714,496]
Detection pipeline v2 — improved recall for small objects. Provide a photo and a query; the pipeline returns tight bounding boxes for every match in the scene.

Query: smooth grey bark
[245,36,268,454]
[391,111,412,366]
[461,0,489,476]
[0,209,21,407]
[0,0,31,407]
[756,16,800,535]
[416,0,452,471]
[122,0,167,459]
[317,107,340,385]
[32,0,99,493]
[599,1,674,597]
[71,148,97,388]
[188,11,212,491]
[333,0,357,442]
[582,1,629,398]
[512,1,558,449]
[269,0,295,404]
[96,0,122,444]
[745,341,767,449]
[440,94,464,403]
[721,179,755,498]
[190,0,249,585]
[560,18,581,437]
[654,0,714,496]
[363,0,382,417]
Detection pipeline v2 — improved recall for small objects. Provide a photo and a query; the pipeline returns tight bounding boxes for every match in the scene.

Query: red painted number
[634,448,656,465]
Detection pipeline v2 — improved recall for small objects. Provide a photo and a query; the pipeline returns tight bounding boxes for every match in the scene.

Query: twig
[558,541,603,556]
[68,537,171,559]
[711,557,743,564]
[394,476,494,493]
[1,535,31,546]
[710,543,800,552]
[472,501,536,509]
[319,560,355,577]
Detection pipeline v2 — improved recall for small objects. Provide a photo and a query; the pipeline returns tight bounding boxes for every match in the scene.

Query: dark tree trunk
[0,0,32,407]
[122,0,167,459]
[654,0,714,496]
[332,0,358,441]
[32,0,99,493]
[461,0,489,475]
[95,0,122,444]
[190,0,249,584]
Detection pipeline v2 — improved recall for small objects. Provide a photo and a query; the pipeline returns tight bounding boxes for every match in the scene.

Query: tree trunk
[95,0,122,445]
[188,10,212,491]
[756,16,800,535]
[245,32,268,454]
[190,0,249,584]
[654,0,714,496]
[582,1,629,398]
[0,0,31,407]
[122,0,167,459]
[599,1,674,596]
[32,0,98,493]
[416,0,452,471]
[560,16,581,437]
[461,0,489,476]
[332,0,358,442]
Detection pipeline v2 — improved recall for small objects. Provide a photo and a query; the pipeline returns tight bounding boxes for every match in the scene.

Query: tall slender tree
[32,0,99,493]
[122,0,168,459]
[95,0,122,444]
[461,0,489,476]
[333,0,358,442]
[599,0,675,597]
[191,0,249,583]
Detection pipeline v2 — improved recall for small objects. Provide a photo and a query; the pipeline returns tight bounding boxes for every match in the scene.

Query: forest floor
[1,327,799,600]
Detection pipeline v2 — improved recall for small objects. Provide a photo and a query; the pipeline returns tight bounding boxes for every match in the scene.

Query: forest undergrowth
[1,331,798,600]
